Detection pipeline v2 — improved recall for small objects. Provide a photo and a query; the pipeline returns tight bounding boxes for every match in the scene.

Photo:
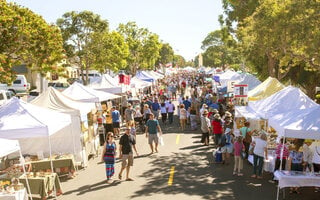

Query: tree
[157,43,174,68]
[174,55,186,68]
[0,1,65,83]
[56,11,109,84]
[117,22,161,74]
[87,31,129,73]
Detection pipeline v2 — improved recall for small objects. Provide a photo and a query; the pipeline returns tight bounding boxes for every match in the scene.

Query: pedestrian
[111,106,121,138]
[200,110,210,146]
[211,113,223,146]
[179,104,187,131]
[251,133,268,179]
[240,121,253,159]
[288,142,304,193]
[160,102,167,124]
[143,104,152,124]
[302,139,313,172]
[124,103,135,128]
[312,144,320,192]
[101,132,117,183]
[233,136,244,176]
[167,101,175,124]
[151,98,160,120]
[221,128,233,165]
[145,113,162,154]
[118,128,139,181]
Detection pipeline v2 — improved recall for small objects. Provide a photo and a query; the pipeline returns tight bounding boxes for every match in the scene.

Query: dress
[103,142,116,179]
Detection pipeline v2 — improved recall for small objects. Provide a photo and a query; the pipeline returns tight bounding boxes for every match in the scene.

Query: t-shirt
[183,100,191,111]
[105,110,112,124]
[312,146,320,164]
[146,119,159,134]
[289,150,303,164]
[119,134,136,154]
[112,110,120,123]
[125,108,135,121]
[253,138,267,158]
[211,120,223,135]
[167,103,175,113]
[151,102,160,111]
[160,106,167,114]
[201,116,211,133]
[240,127,251,138]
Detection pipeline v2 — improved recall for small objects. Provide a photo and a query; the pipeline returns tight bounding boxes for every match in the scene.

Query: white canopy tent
[249,86,318,119]
[130,77,152,89]
[238,73,261,90]
[63,82,120,103]
[0,138,20,158]
[0,98,72,157]
[89,74,125,94]
[218,70,242,87]
[30,87,96,164]
[147,70,165,79]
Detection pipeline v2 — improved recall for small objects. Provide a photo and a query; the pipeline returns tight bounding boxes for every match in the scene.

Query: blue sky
[9,0,223,61]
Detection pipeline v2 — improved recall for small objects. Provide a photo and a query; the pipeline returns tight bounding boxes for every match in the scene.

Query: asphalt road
[56,117,320,200]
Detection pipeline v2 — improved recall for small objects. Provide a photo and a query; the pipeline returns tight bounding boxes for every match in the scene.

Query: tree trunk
[267,52,276,78]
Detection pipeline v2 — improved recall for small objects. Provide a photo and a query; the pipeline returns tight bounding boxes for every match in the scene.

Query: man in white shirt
[167,101,175,124]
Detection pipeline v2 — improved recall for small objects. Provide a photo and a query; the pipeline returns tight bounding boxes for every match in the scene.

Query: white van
[8,75,30,94]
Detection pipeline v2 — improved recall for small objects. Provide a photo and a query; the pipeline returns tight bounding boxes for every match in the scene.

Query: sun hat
[214,113,221,120]
[225,111,232,117]
[212,109,219,114]
[203,110,209,115]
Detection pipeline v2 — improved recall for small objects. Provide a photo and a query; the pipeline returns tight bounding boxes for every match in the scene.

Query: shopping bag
[159,136,165,146]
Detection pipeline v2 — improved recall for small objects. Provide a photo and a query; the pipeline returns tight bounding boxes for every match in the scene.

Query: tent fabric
[249,86,318,119]
[0,98,72,139]
[147,71,164,79]
[63,82,120,102]
[0,138,20,157]
[269,106,320,140]
[130,77,152,89]
[238,73,261,90]
[235,106,262,120]
[135,71,156,82]
[218,70,242,87]
[31,87,95,120]
[89,74,125,94]
[248,77,284,101]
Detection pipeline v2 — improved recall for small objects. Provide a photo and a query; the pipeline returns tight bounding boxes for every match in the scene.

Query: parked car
[0,90,15,106]
[48,82,70,91]
[7,75,30,94]
[67,78,82,85]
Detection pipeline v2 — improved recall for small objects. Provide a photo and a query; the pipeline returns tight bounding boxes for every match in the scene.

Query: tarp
[135,71,156,82]
[89,74,124,94]
[269,106,320,140]
[248,77,284,101]
[0,138,20,157]
[63,82,120,102]
[238,73,261,90]
[235,106,262,120]
[249,86,318,119]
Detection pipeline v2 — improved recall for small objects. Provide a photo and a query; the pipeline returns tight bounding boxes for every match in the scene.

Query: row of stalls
[0,70,164,199]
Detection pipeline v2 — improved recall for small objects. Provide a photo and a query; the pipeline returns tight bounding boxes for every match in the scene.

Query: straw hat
[225,111,232,117]
[214,113,221,120]
[203,110,209,115]
[212,109,219,114]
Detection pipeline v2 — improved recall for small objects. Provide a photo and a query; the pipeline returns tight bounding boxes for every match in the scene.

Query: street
[56,117,319,200]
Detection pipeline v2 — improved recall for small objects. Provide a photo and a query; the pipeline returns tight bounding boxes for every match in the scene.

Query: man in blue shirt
[151,98,160,120]
[145,113,162,154]
[112,106,121,138]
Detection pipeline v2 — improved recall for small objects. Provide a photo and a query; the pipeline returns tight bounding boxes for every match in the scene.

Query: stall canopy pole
[276,136,286,200]
[47,129,57,199]
[19,148,33,200]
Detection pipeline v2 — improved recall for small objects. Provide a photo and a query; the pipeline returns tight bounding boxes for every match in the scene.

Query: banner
[234,84,249,106]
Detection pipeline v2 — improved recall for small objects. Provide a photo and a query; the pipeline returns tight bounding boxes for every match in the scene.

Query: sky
[9,0,224,61]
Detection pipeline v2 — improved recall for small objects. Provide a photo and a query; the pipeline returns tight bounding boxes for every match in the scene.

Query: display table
[0,189,28,200]
[248,150,276,172]
[18,173,61,199]
[29,155,75,174]
[274,170,320,189]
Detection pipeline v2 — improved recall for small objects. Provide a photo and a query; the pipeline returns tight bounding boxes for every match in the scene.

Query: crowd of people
[97,71,320,195]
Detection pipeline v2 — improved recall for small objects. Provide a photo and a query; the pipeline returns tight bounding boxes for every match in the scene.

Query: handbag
[159,136,164,146]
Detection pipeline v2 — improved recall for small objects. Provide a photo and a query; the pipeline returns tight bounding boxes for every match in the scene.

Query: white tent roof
[235,106,262,120]
[147,70,164,79]
[131,76,152,89]
[63,82,120,102]
[218,70,242,87]
[248,77,285,101]
[249,86,318,119]
[0,98,72,139]
[0,138,20,157]
[89,74,125,94]
[269,106,320,140]
[31,87,95,120]
[238,73,261,90]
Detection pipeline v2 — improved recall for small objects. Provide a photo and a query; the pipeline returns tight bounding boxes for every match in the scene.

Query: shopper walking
[101,132,117,183]
[145,113,162,154]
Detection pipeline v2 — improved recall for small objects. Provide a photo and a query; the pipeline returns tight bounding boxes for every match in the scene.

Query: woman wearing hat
[200,110,211,146]
[211,113,223,146]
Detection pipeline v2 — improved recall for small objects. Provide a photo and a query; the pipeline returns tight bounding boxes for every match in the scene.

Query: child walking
[233,136,245,176]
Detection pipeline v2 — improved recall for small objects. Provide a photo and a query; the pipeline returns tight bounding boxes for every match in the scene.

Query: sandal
[237,173,243,176]
[118,174,122,180]
[125,178,134,181]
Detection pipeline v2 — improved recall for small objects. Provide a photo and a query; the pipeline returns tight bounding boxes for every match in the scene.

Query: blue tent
[135,71,156,82]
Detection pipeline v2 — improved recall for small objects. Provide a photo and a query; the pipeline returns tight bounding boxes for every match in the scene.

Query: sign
[234,84,249,106]
[234,84,248,97]
[227,81,238,93]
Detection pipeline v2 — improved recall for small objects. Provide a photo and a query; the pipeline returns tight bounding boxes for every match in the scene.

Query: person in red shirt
[211,114,223,146]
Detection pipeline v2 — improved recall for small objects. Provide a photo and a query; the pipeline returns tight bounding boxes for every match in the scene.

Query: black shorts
[113,122,120,128]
